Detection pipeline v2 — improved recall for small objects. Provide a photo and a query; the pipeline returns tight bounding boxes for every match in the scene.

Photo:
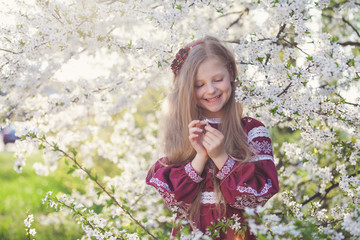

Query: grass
[0,151,84,240]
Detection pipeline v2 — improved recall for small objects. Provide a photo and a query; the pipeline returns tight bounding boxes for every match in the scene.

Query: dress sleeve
[215,118,279,209]
[146,157,204,211]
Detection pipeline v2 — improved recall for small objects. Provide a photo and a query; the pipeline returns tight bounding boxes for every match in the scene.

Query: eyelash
[194,79,223,88]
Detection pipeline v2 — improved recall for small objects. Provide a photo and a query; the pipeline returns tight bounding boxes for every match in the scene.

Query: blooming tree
[1,0,359,239]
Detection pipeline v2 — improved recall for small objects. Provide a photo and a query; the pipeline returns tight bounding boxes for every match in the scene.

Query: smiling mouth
[205,95,221,102]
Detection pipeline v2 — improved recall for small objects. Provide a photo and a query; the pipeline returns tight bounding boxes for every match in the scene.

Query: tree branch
[302,169,360,206]
[226,8,249,30]
[334,93,360,107]
[342,16,360,38]
[277,83,292,97]
[0,48,23,54]
[218,10,248,18]
[264,24,286,66]
[52,197,125,240]
[280,38,311,56]
[36,136,158,240]
[338,41,360,47]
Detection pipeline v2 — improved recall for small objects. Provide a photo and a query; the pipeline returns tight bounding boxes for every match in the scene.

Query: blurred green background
[0,152,84,240]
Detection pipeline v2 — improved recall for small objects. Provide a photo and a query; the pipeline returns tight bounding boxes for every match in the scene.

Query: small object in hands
[201,119,209,134]
[201,124,206,134]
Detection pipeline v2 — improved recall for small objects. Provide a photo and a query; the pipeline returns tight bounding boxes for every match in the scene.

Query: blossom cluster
[1,0,359,239]
[24,214,36,239]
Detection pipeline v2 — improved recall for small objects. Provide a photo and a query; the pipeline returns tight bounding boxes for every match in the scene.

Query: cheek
[194,89,202,101]
[222,82,232,94]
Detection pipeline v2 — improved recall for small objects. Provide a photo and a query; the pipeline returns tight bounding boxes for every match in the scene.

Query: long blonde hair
[160,36,252,227]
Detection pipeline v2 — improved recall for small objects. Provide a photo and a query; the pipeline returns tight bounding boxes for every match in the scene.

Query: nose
[206,83,216,94]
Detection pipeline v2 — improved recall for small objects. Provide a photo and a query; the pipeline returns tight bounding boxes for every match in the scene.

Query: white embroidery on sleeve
[250,140,272,154]
[249,155,274,162]
[236,179,272,196]
[216,157,235,180]
[185,162,204,183]
[149,177,171,192]
[156,187,188,212]
[247,126,270,143]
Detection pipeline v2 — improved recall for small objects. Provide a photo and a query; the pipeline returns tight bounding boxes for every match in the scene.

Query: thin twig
[338,41,360,47]
[302,169,360,206]
[277,83,292,97]
[0,48,23,54]
[334,93,360,107]
[37,137,158,240]
[342,17,360,38]
[280,38,311,56]
[264,24,286,66]
[53,197,125,240]
[226,8,249,30]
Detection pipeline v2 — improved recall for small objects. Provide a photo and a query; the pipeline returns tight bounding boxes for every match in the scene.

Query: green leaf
[330,36,339,43]
[67,168,75,174]
[266,98,274,103]
[176,4,182,10]
[256,56,264,64]
[96,187,102,199]
[38,143,45,150]
[293,72,301,79]
[29,133,36,138]
[106,199,115,207]
[347,59,355,66]
[270,106,278,115]
[71,148,78,157]
[123,204,131,212]
[217,8,224,14]
[52,143,59,151]
[287,72,292,79]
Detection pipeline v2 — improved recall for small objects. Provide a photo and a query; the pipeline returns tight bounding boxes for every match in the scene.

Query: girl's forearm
[191,153,208,175]
[211,152,228,170]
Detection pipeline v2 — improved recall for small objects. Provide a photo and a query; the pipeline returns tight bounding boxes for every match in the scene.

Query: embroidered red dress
[146,117,279,239]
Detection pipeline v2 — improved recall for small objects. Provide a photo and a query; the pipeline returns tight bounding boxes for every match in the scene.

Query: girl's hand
[203,123,228,169]
[188,120,208,157]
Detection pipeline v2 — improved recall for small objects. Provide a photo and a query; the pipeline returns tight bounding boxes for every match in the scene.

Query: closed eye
[214,79,223,82]
[194,84,204,88]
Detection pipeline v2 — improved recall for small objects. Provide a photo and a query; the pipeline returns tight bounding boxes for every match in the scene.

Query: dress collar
[201,117,221,124]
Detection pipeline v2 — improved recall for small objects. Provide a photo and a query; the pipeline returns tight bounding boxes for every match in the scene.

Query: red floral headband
[170,41,205,75]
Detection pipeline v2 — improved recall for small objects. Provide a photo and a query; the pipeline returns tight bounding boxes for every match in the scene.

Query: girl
[146,36,279,239]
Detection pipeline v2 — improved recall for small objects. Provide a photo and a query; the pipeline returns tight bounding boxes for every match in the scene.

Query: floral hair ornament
[171,41,205,75]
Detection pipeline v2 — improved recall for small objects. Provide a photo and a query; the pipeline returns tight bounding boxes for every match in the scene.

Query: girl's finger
[202,135,214,146]
[188,120,201,128]
[202,138,211,149]
[189,133,199,140]
[204,124,222,136]
[203,130,220,142]
[189,127,203,133]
